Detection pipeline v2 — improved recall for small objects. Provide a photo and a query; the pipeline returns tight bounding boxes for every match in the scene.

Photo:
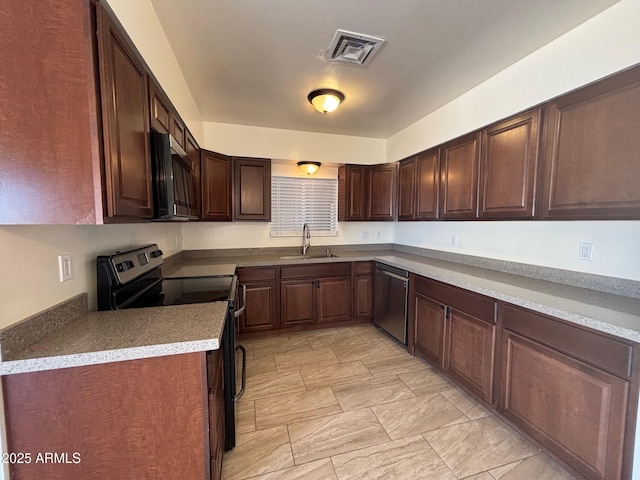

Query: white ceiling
[150,0,619,139]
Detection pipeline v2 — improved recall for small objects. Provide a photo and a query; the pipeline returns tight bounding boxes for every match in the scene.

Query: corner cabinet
[233,157,271,221]
[339,164,397,221]
[97,3,153,220]
[540,66,640,219]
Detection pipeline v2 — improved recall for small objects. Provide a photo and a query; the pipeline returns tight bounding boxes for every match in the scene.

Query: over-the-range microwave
[150,130,198,221]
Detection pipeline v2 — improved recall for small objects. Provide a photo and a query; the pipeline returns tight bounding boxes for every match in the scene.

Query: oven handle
[117,277,163,309]
[234,344,246,401]
[234,283,247,318]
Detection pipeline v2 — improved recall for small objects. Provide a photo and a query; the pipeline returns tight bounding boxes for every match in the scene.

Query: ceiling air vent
[324,29,385,67]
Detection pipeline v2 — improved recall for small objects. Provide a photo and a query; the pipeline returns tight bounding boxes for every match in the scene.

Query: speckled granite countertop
[175,247,640,343]
[0,302,227,375]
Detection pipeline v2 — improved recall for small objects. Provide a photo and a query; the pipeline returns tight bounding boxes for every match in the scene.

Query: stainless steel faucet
[302,223,310,255]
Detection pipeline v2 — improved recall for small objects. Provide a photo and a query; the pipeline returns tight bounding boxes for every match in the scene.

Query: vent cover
[324,29,385,66]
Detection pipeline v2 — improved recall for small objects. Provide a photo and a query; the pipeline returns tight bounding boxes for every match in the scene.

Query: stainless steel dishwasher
[373,263,409,344]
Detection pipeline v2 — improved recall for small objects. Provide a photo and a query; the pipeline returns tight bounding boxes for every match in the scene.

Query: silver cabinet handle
[234,344,246,401]
[234,283,247,318]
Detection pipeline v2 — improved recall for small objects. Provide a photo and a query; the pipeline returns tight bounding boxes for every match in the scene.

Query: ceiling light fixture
[307,89,344,114]
[297,161,321,175]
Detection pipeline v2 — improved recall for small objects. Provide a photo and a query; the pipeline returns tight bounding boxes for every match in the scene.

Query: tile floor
[222,324,578,480]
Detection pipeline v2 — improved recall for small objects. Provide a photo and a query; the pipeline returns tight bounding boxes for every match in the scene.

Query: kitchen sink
[279,254,338,260]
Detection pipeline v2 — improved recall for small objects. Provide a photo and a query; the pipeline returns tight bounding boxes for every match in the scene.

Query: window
[270,176,338,237]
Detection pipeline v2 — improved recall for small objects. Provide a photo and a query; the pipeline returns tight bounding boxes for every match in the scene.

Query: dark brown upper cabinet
[367,163,398,221]
[97,2,153,220]
[201,150,232,221]
[540,65,640,219]
[416,148,441,220]
[397,156,417,220]
[440,132,480,220]
[149,78,172,135]
[185,130,201,217]
[479,108,542,219]
[338,165,368,221]
[338,164,397,221]
[233,157,271,221]
[0,0,104,224]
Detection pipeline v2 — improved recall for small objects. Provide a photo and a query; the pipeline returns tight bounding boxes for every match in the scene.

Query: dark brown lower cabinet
[281,279,317,326]
[413,291,445,367]
[444,307,495,404]
[352,261,374,322]
[410,275,496,404]
[500,303,634,480]
[3,352,218,480]
[317,277,352,324]
[237,267,279,333]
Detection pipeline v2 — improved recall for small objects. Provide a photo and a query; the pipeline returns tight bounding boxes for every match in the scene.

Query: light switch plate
[58,254,73,282]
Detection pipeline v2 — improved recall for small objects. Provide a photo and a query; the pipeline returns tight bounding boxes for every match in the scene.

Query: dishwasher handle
[376,268,409,283]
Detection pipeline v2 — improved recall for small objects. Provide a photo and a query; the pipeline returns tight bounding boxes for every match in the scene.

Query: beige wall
[386,0,640,282]
[203,122,386,165]
[0,225,182,330]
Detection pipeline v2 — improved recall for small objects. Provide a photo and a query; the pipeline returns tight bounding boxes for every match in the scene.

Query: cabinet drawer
[501,303,633,379]
[238,266,277,282]
[414,276,495,323]
[281,262,351,279]
[352,261,374,275]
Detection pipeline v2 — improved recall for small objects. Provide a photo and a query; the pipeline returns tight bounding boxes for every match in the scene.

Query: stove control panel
[97,244,164,286]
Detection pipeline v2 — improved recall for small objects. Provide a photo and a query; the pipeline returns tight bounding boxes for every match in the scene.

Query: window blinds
[270,176,338,237]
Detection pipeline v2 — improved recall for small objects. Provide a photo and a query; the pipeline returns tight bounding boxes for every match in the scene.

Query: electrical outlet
[579,242,594,261]
[58,254,73,282]
[450,234,458,246]
[361,230,370,239]
[375,231,381,239]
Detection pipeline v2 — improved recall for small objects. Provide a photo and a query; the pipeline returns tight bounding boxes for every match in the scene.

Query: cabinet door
[149,78,171,135]
[415,148,440,220]
[281,280,316,326]
[353,274,373,322]
[239,282,278,333]
[172,115,186,150]
[339,165,368,221]
[440,132,480,219]
[540,66,640,219]
[397,157,417,220]
[97,4,153,219]
[501,330,628,480]
[413,293,445,368]
[444,308,495,403]
[233,158,271,221]
[185,130,201,217]
[201,150,232,221]
[318,277,352,324]
[367,163,398,221]
[479,109,541,219]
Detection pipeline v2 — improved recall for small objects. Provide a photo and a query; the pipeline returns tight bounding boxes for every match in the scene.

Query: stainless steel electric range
[96,244,245,451]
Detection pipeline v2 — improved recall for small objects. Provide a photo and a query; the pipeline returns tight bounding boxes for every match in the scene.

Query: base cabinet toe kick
[408,274,639,480]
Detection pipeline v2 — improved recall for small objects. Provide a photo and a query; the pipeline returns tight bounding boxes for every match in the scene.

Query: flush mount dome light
[297,161,321,175]
[307,89,344,114]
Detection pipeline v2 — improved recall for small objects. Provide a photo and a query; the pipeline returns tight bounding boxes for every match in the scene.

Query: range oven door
[223,279,246,451]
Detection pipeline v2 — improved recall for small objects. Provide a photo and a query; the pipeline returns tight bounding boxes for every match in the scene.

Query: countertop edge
[0,338,220,376]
